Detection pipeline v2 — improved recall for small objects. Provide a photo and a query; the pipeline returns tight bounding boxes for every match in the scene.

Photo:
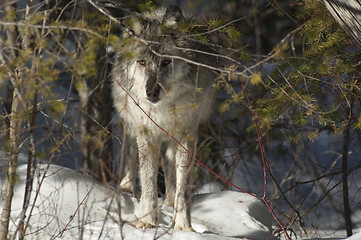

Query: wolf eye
[162,59,171,66]
[137,60,146,66]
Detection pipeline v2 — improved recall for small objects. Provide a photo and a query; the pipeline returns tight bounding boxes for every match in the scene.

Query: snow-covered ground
[0,164,359,240]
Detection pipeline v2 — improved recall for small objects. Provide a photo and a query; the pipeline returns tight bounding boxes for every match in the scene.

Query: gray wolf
[112,6,218,231]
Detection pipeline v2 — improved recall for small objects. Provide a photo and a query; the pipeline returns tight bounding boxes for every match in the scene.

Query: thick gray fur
[112,5,218,230]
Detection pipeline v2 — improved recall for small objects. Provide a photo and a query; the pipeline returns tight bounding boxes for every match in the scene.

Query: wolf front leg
[173,142,194,231]
[136,134,159,228]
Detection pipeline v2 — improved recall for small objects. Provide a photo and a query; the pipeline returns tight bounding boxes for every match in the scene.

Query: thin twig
[0,21,103,38]
[57,189,92,237]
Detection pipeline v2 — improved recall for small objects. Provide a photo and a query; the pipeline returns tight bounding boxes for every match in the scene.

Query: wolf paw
[118,181,135,194]
[129,220,156,229]
[136,221,156,229]
[174,224,195,232]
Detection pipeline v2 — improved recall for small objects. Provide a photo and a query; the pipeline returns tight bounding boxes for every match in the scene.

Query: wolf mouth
[146,96,160,103]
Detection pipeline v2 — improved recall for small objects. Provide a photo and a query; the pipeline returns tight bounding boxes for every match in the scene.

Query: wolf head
[114,6,215,104]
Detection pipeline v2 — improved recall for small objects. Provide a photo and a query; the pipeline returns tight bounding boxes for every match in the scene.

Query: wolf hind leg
[119,136,138,195]
[162,143,176,207]
[119,169,135,193]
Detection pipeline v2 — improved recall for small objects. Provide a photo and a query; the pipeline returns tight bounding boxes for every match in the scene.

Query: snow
[0,164,358,240]
[0,164,277,239]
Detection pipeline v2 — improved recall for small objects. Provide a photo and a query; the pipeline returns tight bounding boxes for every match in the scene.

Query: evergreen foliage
[0,0,360,238]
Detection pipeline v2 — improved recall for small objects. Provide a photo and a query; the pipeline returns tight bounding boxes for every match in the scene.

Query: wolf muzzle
[146,74,161,103]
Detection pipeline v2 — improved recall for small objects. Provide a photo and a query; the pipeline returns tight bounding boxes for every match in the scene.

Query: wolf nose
[146,88,160,103]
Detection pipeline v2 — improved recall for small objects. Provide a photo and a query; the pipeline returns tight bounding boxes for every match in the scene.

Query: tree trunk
[341,96,354,237]
[61,1,115,183]
[0,4,21,240]
[79,45,114,183]
[0,80,21,240]
[323,0,361,47]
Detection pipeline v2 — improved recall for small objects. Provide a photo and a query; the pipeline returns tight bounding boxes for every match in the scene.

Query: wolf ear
[162,6,184,26]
